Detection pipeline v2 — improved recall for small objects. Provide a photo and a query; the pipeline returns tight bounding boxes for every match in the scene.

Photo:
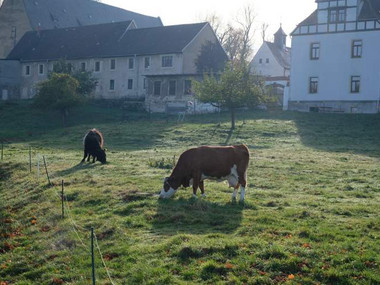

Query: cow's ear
[163,177,169,183]
[103,148,107,152]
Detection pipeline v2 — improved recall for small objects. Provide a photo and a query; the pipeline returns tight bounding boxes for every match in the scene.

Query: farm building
[287,0,380,113]
[1,20,227,112]
[0,0,162,59]
[250,26,291,106]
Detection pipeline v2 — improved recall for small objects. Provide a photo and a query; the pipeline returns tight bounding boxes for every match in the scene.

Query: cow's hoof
[201,193,206,197]
[192,194,197,199]
[239,199,245,205]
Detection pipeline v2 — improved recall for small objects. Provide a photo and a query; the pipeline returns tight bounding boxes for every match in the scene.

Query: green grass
[1,101,380,284]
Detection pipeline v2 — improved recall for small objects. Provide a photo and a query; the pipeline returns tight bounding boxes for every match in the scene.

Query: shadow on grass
[0,162,25,181]
[54,162,98,177]
[151,197,244,234]
[292,112,380,158]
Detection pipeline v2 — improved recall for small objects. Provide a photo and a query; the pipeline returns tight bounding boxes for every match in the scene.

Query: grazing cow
[159,145,249,201]
[81,129,106,164]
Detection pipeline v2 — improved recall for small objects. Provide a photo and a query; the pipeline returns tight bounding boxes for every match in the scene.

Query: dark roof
[358,0,380,20]
[295,0,380,29]
[297,10,318,26]
[23,0,162,30]
[7,21,208,61]
[274,26,287,37]
[265,41,291,69]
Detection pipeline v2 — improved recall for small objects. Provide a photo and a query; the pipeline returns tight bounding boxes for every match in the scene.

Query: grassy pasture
[0,101,380,284]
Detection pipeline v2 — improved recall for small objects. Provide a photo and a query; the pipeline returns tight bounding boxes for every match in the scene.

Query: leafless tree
[235,5,256,65]
[204,4,257,66]
[261,22,269,43]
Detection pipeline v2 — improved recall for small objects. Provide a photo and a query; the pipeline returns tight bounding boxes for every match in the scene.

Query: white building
[288,0,380,113]
[250,26,291,105]
[1,20,227,112]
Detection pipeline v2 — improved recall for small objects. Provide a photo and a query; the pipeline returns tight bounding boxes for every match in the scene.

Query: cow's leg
[92,155,96,163]
[81,150,88,163]
[192,175,200,198]
[232,183,240,201]
[87,154,91,162]
[199,181,206,197]
[237,164,248,202]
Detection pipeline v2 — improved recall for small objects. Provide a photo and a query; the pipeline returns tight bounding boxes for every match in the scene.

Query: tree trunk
[61,109,67,127]
[230,107,235,130]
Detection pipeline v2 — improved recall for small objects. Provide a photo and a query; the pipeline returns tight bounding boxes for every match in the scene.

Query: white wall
[289,30,380,102]
[251,43,286,77]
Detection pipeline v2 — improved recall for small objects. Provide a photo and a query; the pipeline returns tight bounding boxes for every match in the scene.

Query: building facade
[250,26,291,106]
[288,0,380,113]
[2,21,227,112]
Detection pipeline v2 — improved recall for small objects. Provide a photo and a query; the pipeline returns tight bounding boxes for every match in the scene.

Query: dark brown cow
[81,129,106,164]
[159,145,249,201]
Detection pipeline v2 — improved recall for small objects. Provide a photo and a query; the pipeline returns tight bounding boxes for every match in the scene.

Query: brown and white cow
[159,145,249,201]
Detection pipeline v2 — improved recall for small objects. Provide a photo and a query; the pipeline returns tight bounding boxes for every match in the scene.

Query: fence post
[61,180,64,219]
[37,154,40,178]
[43,156,51,186]
[1,141,3,160]
[29,146,32,173]
[91,227,96,285]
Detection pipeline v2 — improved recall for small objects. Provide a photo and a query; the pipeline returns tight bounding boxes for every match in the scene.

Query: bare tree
[235,5,256,65]
[204,4,257,66]
[261,22,269,43]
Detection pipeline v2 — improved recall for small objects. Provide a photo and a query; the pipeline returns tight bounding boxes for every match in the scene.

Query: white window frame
[168,80,176,95]
[109,79,115,91]
[110,59,116,70]
[128,79,133,90]
[161,55,173,68]
[80,62,87,72]
[128,58,134,70]
[144,57,151,69]
[309,77,319,94]
[350,76,360,93]
[94,61,102,73]
[38,64,44,75]
[24,65,31,76]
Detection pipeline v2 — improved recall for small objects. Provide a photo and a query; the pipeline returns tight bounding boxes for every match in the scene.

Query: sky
[102,0,317,49]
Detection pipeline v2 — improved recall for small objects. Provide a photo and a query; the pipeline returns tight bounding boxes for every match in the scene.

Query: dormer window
[329,8,346,23]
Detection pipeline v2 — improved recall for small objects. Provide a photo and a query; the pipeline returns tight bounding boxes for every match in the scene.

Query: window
[80,62,86,72]
[309,77,318,93]
[128,79,133,90]
[351,76,360,93]
[144,57,151,69]
[329,8,345,23]
[109,79,115,91]
[25,65,31,76]
[265,58,269,64]
[310,43,320,60]
[259,58,263,64]
[110,59,116,70]
[154,81,161,95]
[128,58,134,69]
[169,80,176,95]
[95,61,101,72]
[352,40,362,58]
[184,80,192,95]
[162,55,173,67]
[143,78,147,89]
[38,64,44,75]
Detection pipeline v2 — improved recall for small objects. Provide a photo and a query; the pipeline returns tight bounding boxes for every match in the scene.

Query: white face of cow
[159,187,177,199]
[159,177,177,199]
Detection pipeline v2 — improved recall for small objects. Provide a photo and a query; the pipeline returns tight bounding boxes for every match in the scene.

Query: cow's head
[97,149,107,164]
[159,177,177,199]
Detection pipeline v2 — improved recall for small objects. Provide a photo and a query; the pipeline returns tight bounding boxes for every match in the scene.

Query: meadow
[1,101,380,284]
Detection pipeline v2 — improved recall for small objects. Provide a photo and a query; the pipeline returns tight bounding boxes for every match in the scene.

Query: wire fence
[1,145,116,284]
